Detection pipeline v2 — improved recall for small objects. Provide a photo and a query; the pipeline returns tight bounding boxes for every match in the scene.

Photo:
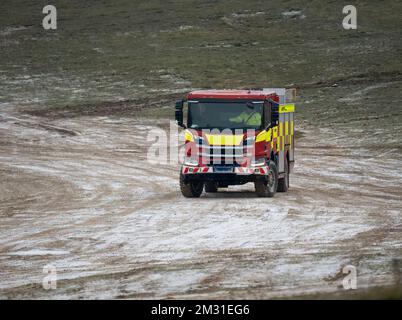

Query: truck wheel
[180,173,204,198]
[277,157,289,192]
[254,161,278,197]
[205,182,218,193]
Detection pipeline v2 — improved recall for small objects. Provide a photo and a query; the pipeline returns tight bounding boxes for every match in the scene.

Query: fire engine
[175,88,295,197]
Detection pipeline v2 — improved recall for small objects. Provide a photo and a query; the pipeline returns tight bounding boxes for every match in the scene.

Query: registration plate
[214,167,233,173]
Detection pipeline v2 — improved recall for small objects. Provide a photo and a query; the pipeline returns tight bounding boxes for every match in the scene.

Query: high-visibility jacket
[229,112,261,126]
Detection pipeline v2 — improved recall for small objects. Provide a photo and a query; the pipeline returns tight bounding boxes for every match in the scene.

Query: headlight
[184,130,195,142]
[184,156,198,166]
[251,157,266,167]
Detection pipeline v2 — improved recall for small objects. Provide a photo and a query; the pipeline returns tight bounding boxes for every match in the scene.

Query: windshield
[188,101,263,130]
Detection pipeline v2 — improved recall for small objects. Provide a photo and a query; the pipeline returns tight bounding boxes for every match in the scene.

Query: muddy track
[0,104,401,299]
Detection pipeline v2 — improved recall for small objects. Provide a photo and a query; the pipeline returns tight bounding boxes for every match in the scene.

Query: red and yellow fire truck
[175,88,295,197]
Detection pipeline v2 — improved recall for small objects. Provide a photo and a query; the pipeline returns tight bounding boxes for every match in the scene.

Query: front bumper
[182,165,270,176]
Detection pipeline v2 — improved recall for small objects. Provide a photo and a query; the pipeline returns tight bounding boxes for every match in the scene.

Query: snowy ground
[0,104,401,299]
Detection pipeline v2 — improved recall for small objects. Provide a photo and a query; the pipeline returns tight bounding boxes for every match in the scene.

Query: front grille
[198,145,251,166]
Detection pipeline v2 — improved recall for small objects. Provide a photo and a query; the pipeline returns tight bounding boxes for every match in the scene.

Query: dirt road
[0,103,401,299]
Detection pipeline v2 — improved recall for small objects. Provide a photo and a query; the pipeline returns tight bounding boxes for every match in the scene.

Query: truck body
[175,89,295,197]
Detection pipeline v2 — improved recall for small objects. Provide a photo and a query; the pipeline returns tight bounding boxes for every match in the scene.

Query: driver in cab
[229,102,262,126]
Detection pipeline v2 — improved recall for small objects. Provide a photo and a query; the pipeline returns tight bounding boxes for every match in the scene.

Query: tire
[254,160,278,197]
[205,182,218,193]
[180,173,204,198]
[277,157,289,192]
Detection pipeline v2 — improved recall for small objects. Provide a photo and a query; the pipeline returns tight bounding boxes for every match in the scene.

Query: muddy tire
[254,161,278,197]
[204,182,218,193]
[180,173,204,198]
[277,157,289,192]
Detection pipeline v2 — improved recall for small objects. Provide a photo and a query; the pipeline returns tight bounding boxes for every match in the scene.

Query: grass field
[1,0,401,107]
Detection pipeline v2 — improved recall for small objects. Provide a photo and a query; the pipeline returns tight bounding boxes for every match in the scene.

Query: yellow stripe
[267,128,272,142]
[273,126,278,138]
[279,104,295,113]
[205,134,243,146]
[291,120,294,135]
[256,130,266,143]
[256,128,272,143]
[285,121,289,136]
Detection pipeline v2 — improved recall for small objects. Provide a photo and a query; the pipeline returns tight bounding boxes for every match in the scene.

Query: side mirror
[175,100,186,128]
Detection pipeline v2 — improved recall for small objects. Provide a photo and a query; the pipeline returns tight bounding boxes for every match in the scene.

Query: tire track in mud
[0,157,178,245]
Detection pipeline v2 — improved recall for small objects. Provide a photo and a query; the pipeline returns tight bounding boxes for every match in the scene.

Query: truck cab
[175,89,295,197]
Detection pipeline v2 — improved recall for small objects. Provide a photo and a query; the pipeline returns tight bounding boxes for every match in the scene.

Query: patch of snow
[7,249,70,256]
[282,10,305,19]
[0,26,28,36]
